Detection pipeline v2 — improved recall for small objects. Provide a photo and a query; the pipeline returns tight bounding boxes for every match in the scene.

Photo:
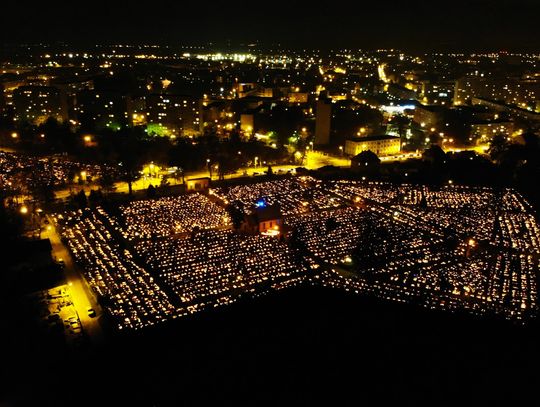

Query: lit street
[42,216,106,345]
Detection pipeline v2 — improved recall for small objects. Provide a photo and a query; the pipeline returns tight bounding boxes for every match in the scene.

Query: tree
[114,129,146,196]
[0,201,24,246]
[173,167,185,184]
[389,115,410,138]
[227,203,245,230]
[488,134,510,163]
[98,172,117,195]
[217,152,241,180]
[160,176,170,188]
[146,184,157,199]
[31,181,56,205]
[422,144,446,164]
[89,189,103,206]
[353,150,380,167]
[74,190,87,208]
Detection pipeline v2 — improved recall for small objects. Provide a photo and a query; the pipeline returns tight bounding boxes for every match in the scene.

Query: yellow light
[20,206,28,214]
[468,238,476,247]
[83,135,91,142]
[11,132,18,139]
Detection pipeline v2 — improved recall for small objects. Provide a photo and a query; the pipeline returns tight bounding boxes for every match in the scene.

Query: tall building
[314,94,332,145]
[454,76,539,108]
[52,78,94,120]
[413,104,445,128]
[470,119,514,143]
[146,94,201,137]
[472,97,540,123]
[75,90,134,130]
[13,85,68,124]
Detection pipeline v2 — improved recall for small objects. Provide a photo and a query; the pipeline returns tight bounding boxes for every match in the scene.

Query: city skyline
[1,7,539,405]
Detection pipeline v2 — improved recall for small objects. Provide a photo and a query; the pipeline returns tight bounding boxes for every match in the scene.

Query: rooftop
[347,135,400,142]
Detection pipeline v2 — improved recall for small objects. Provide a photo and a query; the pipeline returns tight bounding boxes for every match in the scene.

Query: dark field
[2,286,538,406]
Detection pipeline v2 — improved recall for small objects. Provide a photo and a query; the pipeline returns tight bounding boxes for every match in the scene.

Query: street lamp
[206,159,212,178]
[20,205,28,215]
[339,145,344,156]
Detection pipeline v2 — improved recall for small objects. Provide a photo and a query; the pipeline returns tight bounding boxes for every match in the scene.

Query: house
[186,177,210,192]
[241,202,283,236]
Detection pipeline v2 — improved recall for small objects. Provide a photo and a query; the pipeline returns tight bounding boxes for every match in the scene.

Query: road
[42,217,106,345]
[52,145,492,200]
[55,151,352,199]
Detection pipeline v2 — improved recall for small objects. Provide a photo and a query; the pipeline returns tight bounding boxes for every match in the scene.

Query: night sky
[2,0,539,51]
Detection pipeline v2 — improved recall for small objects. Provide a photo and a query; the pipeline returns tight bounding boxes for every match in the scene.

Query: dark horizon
[2,0,539,52]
